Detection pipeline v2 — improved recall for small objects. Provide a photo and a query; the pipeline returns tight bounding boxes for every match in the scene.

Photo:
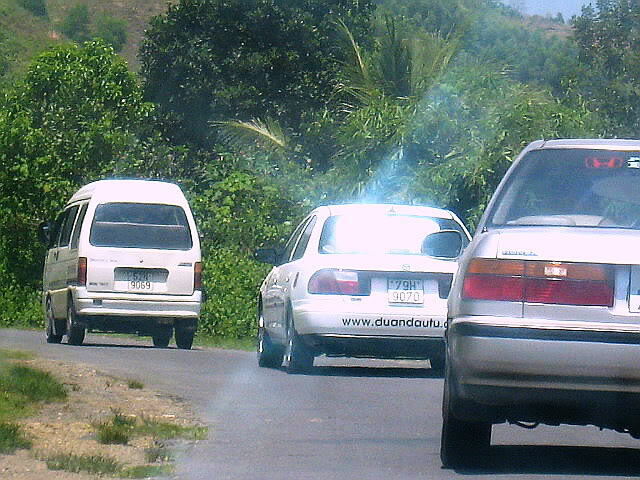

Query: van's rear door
[83,202,198,296]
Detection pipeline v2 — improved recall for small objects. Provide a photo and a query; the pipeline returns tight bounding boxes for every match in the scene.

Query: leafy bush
[198,248,270,339]
[0,284,42,328]
[17,0,46,17]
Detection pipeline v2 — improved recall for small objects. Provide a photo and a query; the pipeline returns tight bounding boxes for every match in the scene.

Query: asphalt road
[2,328,640,479]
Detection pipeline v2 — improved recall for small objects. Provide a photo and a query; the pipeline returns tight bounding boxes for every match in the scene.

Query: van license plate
[388,278,424,304]
[124,269,154,292]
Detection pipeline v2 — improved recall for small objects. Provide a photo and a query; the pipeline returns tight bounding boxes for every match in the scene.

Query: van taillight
[77,257,87,286]
[462,258,614,307]
[308,269,369,296]
[194,262,202,291]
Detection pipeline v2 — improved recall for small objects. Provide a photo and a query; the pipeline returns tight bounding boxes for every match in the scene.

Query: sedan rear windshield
[489,149,640,229]
[90,203,193,250]
[319,214,465,255]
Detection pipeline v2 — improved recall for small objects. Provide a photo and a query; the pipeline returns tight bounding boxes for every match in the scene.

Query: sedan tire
[284,312,314,374]
[257,321,284,368]
[440,367,491,468]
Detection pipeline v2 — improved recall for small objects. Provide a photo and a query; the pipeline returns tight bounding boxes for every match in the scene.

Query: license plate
[123,269,154,292]
[388,278,424,304]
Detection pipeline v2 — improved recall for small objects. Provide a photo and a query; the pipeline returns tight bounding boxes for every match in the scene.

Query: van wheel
[152,327,173,348]
[440,368,491,468]
[66,302,85,346]
[45,298,63,344]
[257,322,283,368]
[174,321,195,350]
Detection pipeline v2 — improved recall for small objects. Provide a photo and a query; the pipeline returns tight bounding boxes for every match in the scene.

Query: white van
[40,179,202,349]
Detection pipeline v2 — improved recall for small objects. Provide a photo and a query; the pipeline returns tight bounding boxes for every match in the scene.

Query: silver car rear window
[489,149,640,229]
[90,202,193,250]
[319,214,464,255]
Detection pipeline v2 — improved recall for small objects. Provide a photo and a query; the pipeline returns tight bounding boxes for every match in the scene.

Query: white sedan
[255,204,470,373]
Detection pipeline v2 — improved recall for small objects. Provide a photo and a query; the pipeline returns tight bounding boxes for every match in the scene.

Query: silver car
[442,139,640,467]
[255,204,470,373]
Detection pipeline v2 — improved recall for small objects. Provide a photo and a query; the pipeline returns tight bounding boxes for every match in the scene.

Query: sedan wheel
[66,302,85,346]
[440,367,491,468]
[45,298,63,344]
[284,318,314,374]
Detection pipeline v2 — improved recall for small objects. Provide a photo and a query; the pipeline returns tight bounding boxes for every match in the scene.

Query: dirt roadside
[0,355,204,479]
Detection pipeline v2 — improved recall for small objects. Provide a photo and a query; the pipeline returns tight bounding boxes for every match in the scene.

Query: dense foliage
[0,0,636,341]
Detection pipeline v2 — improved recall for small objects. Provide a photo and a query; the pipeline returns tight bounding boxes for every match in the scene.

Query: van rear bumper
[74,290,201,318]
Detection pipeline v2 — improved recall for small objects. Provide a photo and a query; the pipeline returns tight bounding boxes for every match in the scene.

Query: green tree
[95,15,127,53]
[140,0,375,148]
[573,0,640,134]
[18,0,47,17]
[0,41,155,287]
[59,3,91,43]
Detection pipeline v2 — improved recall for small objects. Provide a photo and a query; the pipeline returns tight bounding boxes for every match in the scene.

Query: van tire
[175,321,195,350]
[45,298,63,344]
[66,302,85,346]
[152,327,173,348]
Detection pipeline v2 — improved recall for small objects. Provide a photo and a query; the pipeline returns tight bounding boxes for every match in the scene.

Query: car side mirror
[422,230,464,259]
[38,221,51,246]
[255,248,281,265]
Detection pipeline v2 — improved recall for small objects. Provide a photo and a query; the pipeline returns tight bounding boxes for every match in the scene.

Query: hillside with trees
[0,0,637,341]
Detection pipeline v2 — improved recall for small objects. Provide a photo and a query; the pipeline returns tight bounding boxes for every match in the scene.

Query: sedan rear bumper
[448,317,640,398]
[302,333,444,359]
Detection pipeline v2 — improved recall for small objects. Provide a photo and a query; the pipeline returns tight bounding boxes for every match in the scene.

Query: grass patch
[0,349,66,424]
[137,417,208,441]
[195,335,254,351]
[95,412,136,445]
[121,464,172,478]
[0,421,32,453]
[127,379,144,389]
[45,453,121,475]
[0,365,67,403]
[95,412,208,446]
[0,348,34,360]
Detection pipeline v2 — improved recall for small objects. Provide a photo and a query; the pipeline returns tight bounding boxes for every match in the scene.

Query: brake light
[308,269,368,295]
[463,258,613,307]
[194,262,202,291]
[77,257,87,286]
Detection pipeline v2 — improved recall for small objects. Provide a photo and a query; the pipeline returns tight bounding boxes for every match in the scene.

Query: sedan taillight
[308,269,369,296]
[462,258,614,307]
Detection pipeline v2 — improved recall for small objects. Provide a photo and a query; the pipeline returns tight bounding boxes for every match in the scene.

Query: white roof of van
[68,179,187,206]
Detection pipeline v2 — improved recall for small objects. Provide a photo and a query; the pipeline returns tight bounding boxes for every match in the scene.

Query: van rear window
[90,203,193,250]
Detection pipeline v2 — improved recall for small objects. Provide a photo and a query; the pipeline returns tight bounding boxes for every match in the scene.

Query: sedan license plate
[123,269,154,292]
[388,278,424,304]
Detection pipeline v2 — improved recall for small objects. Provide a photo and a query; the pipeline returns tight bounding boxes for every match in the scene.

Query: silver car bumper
[448,316,640,397]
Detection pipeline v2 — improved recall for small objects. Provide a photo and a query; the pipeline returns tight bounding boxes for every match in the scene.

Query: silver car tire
[440,366,491,468]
